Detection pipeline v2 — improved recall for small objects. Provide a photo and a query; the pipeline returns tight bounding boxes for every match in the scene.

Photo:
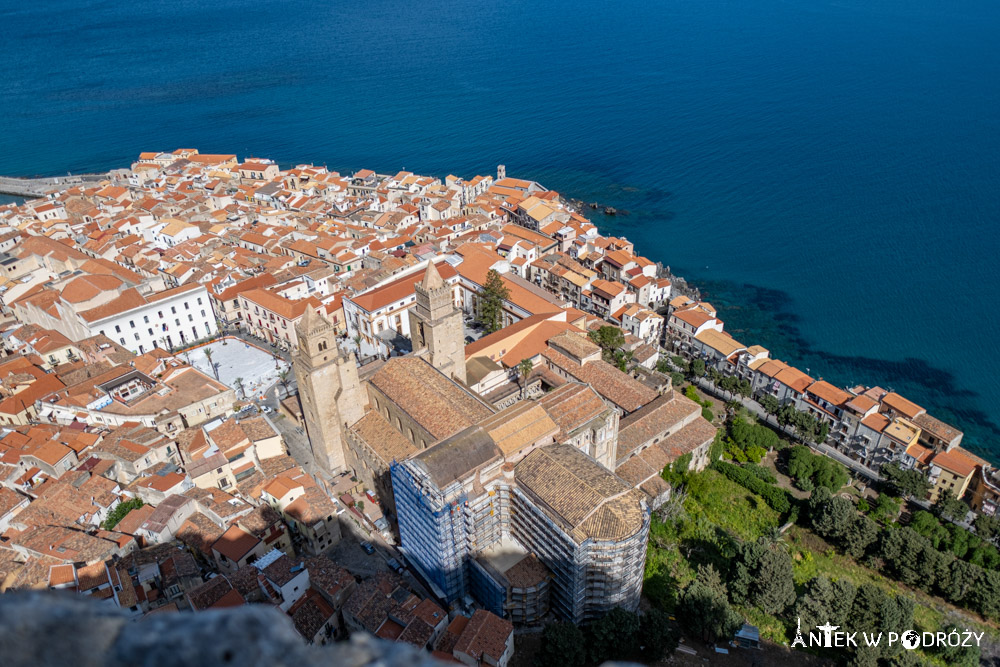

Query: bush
[712,460,791,514]
[788,445,848,491]
[103,497,144,530]
[744,463,777,484]
[856,498,870,513]
[701,407,714,422]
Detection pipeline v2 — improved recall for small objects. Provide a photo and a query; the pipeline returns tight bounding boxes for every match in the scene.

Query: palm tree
[203,348,220,381]
[234,377,245,400]
[277,368,290,398]
[517,358,533,398]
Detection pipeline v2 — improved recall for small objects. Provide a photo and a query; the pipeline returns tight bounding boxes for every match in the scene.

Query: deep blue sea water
[2,0,999,459]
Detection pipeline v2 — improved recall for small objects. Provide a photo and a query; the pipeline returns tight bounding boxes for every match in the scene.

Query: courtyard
[183,337,290,400]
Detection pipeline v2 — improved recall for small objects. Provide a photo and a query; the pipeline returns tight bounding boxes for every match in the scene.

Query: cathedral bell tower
[292,308,364,474]
[408,261,467,384]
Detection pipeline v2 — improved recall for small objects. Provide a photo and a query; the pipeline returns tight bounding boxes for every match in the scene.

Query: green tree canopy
[476,269,510,333]
[933,488,970,522]
[639,608,679,661]
[103,497,144,530]
[587,325,625,360]
[795,575,857,630]
[536,622,585,667]
[880,463,931,499]
[588,607,639,664]
[679,565,743,643]
[759,394,780,415]
[788,445,848,491]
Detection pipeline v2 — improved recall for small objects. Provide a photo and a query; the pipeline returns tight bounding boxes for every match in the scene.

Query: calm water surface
[2,0,999,458]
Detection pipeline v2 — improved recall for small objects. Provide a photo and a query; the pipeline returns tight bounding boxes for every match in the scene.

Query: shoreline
[573,207,998,467]
[5,156,993,468]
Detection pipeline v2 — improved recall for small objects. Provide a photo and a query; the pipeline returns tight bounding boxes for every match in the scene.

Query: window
[129,320,135,328]
[201,310,206,317]
[184,302,190,310]
[188,314,193,322]
[143,315,149,323]
[119,338,126,345]
[158,311,163,319]
[148,328,153,336]
[171,306,176,314]
[134,334,140,341]
[115,325,121,333]
[197,297,203,305]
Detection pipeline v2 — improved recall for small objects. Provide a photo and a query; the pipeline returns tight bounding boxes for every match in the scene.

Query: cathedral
[293,259,713,623]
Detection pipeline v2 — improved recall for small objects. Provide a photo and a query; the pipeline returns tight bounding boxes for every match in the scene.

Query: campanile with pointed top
[408,261,467,384]
[293,308,364,474]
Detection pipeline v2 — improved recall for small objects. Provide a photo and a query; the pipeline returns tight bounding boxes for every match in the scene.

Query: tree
[276,368,290,398]
[476,269,509,333]
[736,378,752,398]
[811,495,856,541]
[718,374,738,399]
[909,511,949,549]
[203,347,220,381]
[690,358,706,378]
[759,394,780,415]
[639,609,679,661]
[588,607,639,664]
[536,622,585,667]
[933,488,970,522]
[587,325,625,358]
[795,576,857,630]
[880,463,931,499]
[843,514,880,559]
[655,355,672,374]
[849,584,914,660]
[974,513,1000,542]
[102,498,144,530]
[933,623,980,667]
[729,415,778,452]
[679,565,742,643]
[234,377,245,400]
[871,493,901,525]
[516,358,533,397]
[753,542,796,614]
[788,445,847,491]
[661,452,692,488]
[612,348,633,372]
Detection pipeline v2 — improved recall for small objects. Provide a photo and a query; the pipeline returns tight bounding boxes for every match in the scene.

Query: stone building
[292,309,364,474]
[408,262,467,384]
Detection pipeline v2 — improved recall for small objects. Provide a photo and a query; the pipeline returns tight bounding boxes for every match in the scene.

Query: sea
[2,0,999,460]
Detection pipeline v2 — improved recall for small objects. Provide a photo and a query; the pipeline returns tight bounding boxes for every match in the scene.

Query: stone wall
[0,592,445,667]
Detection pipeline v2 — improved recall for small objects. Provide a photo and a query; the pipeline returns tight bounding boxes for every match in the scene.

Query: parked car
[360,541,375,555]
[387,558,405,574]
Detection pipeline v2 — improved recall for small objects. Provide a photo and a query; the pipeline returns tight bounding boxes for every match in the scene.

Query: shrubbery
[787,445,848,491]
[103,497,144,530]
[711,460,791,514]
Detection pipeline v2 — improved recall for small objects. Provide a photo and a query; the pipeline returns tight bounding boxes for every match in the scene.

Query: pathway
[0,173,108,197]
